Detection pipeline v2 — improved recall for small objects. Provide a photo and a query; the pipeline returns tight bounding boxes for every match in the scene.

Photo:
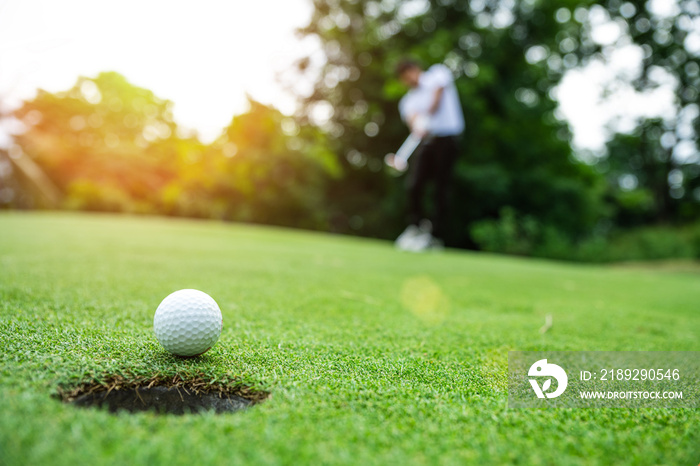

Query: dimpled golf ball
[153,289,223,357]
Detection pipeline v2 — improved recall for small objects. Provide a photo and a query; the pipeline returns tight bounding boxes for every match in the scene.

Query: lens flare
[400,276,450,325]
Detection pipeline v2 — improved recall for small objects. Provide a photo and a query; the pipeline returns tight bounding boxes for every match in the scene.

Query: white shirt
[398,64,464,137]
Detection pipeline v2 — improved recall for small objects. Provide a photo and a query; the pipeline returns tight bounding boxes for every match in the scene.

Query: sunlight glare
[0,0,315,142]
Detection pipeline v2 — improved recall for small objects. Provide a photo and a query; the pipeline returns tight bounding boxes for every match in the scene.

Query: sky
[0,0,680,152]
[556,43,677,154]
[555,1,686,155]
[0,0,318,143]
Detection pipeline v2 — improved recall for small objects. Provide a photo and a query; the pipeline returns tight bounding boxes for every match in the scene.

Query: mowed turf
[1,212,698,465]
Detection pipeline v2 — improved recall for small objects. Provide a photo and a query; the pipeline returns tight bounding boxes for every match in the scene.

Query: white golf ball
[153,289,223,357]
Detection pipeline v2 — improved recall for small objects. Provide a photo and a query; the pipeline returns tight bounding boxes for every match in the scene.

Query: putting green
[1,212,698,465]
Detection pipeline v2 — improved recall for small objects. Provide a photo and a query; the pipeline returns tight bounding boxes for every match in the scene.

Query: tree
[296,0,605,248]
[582,0,700,223]
[13,72,178,213]
[11,73,341,228]
[208,98,341,229]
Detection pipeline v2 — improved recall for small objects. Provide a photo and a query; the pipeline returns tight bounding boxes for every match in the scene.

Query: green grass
[1,212,699,465]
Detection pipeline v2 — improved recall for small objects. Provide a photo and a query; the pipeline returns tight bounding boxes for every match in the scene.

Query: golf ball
[153,289,223,357]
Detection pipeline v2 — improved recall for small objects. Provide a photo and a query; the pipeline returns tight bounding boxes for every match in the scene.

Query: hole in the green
[56,375,269,415]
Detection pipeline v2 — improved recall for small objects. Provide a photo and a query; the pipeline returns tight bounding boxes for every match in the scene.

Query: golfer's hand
[411,126,428,138]
[409,114,430,138]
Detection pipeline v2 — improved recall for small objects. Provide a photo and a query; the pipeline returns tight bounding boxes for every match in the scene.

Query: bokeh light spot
[69,115,86,131]
[364,122,379,137]
[223,142,238,157]
[400,276,450,325]
[80,80,102,104]
[25,110,43,126]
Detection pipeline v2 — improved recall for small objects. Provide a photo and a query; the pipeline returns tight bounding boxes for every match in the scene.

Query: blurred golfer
[394,59,464,251]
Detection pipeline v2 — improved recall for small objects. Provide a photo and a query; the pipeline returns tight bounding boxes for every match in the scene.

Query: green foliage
[472,206,700,262]
[295,0,699,257]
[470,206,578,259]
[471,206,541,256]
[6,0,699,263]
[604,226,696,262]
[14,72,176,206]
[11,73,340,229]
[210,100,340,229]
[297,0,606,245]
[686,222,700,258]
[602,123,693,226]
[609,185,657,227]
[592,1,700,223]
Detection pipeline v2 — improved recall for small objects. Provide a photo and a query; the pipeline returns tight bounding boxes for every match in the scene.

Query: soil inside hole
[57,375,269,415]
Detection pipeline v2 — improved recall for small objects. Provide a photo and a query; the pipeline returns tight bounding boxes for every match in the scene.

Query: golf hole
[56,375,269,415]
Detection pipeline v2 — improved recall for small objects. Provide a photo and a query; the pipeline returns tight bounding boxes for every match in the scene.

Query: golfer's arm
[429,86,445,114]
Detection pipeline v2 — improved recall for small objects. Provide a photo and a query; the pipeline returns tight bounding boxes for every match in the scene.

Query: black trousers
[405,135,459,239]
